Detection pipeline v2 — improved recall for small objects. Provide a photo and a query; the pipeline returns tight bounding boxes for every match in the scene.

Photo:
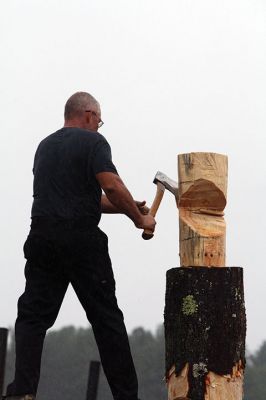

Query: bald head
[64,92,100,120]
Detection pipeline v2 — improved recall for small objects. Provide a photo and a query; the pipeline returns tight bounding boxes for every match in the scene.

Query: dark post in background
[86,360,101,400]
[0,328,8,397]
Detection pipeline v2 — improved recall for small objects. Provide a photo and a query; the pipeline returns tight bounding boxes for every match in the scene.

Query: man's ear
[85,111,91,124]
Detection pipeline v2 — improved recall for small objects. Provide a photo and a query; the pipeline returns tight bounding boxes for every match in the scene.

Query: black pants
[6,218,138,400]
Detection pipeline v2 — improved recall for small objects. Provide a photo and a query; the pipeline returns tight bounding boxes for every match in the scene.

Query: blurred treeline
[4,325,266,400]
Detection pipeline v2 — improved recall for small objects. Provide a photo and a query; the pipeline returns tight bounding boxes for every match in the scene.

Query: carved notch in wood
[178,153,228,267]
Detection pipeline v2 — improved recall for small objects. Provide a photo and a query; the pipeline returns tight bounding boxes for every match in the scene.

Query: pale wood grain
[178,153,227,268]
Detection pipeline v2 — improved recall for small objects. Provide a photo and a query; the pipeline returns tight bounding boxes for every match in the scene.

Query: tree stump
[164,153,246,400]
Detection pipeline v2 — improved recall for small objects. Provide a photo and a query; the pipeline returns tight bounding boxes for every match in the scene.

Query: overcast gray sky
[0,0,265,352]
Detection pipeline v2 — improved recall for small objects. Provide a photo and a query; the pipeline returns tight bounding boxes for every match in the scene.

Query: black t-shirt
[31,127,118,224]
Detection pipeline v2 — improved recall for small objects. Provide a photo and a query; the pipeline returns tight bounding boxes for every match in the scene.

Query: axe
[142,171,178,240]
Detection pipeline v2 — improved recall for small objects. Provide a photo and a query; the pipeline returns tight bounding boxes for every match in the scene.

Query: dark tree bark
[164,267,246,400]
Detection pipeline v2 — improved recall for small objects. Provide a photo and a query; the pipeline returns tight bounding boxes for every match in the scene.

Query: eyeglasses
[85,110,104,128]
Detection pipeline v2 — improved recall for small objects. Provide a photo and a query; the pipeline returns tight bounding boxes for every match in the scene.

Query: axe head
[153,171,178,197]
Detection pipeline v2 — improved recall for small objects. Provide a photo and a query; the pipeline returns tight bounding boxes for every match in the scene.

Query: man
[5,92,156,400]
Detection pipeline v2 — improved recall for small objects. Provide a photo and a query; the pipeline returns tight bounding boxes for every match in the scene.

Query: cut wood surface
[167,365,244,400]
[178,153,228,267]
[167,364,189,400]
[178,153,228,198]
[204,366,244,400]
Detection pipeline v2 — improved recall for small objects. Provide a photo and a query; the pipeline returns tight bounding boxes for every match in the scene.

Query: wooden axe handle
[142,183,165,240]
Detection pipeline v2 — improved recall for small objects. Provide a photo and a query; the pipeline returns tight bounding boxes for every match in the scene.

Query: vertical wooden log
[86,361,101,400]
[0,328,8,397]
[164,153,246,400]
[178,153,227,267]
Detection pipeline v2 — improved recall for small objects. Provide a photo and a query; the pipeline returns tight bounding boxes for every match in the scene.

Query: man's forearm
[96,172,156,232]
[97,173,143,226]
[101,194,121,213]
[104,183,143,226]
[101,195,149,219]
